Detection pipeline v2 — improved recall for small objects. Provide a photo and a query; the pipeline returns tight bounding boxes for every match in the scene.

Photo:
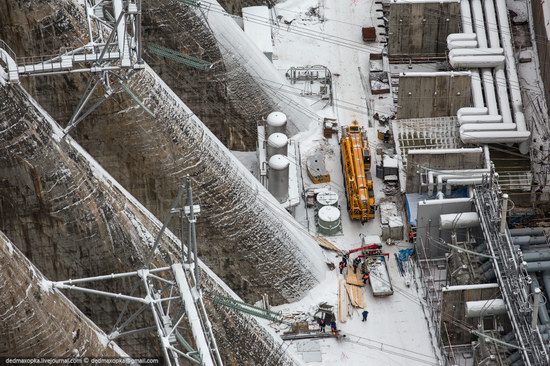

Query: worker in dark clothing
[342,253,349,266]
[352,257,361,274]
[362,273,369,284]
[362,310,369,322]
[383,130,391,143]
[319,318,326,333]
[330,321,337,335]
[409,230,414,243]
[338,260,345,274]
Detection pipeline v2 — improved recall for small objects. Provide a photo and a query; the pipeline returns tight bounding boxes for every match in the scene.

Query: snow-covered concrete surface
[267,0,438,364]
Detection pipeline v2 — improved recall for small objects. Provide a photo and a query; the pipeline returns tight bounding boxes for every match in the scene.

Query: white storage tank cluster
[318,206,341,236]
[266,112,290,203]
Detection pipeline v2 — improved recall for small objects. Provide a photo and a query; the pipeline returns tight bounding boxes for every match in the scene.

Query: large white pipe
[446,177,484,185]
[483,0,513,127]
[465,299,507,317]
[460,0,484,108]
[448,40,479,49]
[449,48,504,57]
[408,147,483,155]
[494,0,530,154]
[443,283,499,292]
[399,71,471,77]
[437,173,485,194]
[449,55,505,68]
[460,123,517,132]
[419,197,474,206]
[458,114,503,124]
[448,33,477,42]
[461,131,531,143]
[440,212,480,229]
[471,0,499,115]
[457,107,488,117]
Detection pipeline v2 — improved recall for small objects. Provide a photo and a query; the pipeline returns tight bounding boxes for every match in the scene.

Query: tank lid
[317,191,338,205]
[318,206,341,221]
[268,133,288,147]
[267,112,287,127]
[269,154,290,170]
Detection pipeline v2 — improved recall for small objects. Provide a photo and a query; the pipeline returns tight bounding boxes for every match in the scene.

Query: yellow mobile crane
[340,120,375,223]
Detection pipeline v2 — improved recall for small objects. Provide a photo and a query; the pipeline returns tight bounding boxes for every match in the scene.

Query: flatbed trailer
[364,255,393,296]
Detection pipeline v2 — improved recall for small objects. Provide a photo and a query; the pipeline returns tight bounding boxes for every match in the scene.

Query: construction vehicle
[340,121,375,222]
[346,242,393,297]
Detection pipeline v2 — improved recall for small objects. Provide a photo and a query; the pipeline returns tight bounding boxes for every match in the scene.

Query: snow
[242,6,273,56]
[269,0,438,364]
[39,279,54,294]
[194,0,321,134]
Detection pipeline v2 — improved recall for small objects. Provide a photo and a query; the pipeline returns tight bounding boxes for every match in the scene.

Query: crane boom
[340,121,375,222]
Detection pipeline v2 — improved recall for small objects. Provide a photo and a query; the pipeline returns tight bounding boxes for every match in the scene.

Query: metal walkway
[475,185,548,365]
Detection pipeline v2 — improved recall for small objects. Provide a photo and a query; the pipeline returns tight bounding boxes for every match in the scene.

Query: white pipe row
[450,0,530,147]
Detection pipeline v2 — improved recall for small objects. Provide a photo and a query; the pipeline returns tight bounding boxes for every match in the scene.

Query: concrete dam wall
[0,81,298,365]
[0,231,128,359]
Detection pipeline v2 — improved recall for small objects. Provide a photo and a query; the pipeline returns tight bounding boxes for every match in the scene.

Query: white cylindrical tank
[318,206,341,236]
[266,132,288,160]
[316,190,338,210]
[268,154,289,203]
[440,212,480,229]
[266,111,287,136]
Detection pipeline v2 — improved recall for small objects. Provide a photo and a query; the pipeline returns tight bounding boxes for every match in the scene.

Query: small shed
[380,201,403,240]
[307,153,330,184]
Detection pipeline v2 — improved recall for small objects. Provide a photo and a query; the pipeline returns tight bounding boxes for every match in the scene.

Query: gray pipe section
[531,276,550,324]
[507,351,522,364]
[503,331,516,343]
[523,250,550,263]
[482,269,496,281]
[480,260,493,273]
[526,262,550,272]
[513,236,548,247]
[542,272,550,300]
[510,228,546,236]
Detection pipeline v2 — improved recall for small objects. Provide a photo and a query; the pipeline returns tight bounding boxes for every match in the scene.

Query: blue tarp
[405,193,427,227]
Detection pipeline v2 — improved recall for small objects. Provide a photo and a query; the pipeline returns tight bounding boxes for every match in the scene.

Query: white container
[266,111,287,136]
[268,154,289,203]
[318,206,341,236]
[316,190,338,209]
[266,132,288,160]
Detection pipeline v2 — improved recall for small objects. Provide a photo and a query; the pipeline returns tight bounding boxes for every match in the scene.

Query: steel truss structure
[475,181,549,365]
[0,0,146,135]
[50,177,222,366]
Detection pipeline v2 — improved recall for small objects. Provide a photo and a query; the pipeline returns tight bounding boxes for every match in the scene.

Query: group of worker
[338,253,370,284]
[318,318,338,335]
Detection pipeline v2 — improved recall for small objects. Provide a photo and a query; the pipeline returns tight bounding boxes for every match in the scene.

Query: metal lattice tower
[48,177,223,366]
[0,0,146,135]
[475,181,548,365]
